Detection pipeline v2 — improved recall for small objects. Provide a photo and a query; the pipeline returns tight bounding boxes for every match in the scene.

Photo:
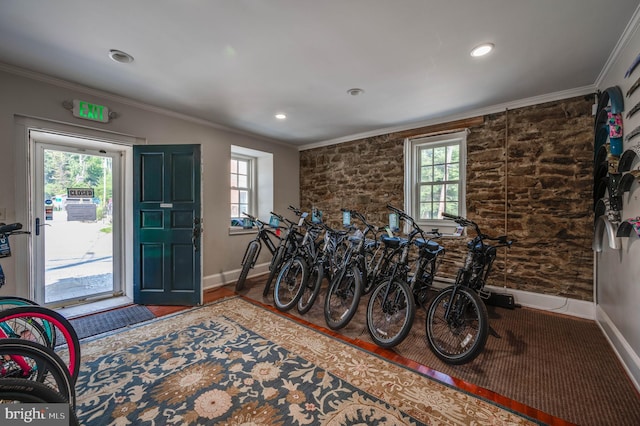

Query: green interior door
[133,144,201,305]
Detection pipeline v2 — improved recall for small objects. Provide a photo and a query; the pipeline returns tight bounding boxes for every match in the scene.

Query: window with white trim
[230,156,253,223]
[230,145,274,231]
[405,131,467,232]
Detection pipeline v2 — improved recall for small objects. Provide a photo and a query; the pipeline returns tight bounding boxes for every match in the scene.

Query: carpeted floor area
[75,297,540,425]
[234,276,640,426]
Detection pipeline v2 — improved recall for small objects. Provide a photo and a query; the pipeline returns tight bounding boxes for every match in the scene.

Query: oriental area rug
[75,297,541,425]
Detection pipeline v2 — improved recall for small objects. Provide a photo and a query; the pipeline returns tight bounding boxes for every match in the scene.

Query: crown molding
[299,85,596,151]
[595,3,640,88]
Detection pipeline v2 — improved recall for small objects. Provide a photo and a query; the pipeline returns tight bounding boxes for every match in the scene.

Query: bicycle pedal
[478,289,491,300]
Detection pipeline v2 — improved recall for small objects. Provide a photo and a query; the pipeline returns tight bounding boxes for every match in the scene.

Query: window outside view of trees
[417,142,461,220]
[230,157,251,221]
[45,150,113,220]
[43,148,114,305]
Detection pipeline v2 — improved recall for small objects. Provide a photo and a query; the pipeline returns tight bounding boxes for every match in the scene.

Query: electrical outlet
[0,208,6,221]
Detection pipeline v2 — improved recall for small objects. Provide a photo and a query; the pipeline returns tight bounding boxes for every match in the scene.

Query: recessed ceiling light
[470,43,494,57]
[109,49,134,63]
[275,113,287,120]
[347,88,364,96]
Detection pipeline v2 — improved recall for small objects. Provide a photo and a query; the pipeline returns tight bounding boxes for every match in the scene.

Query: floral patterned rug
[76,297,541,425]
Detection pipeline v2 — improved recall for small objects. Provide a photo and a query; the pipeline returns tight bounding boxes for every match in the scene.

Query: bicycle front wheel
[273,256,308,311]
[297,260,323,315]
[0,339,75,407]
[366,279,415,348]
[324,264,363,330]
[236,241,259,291]
[425,286,489,365]
[0,378,79,425]
[0,297,56,347]
[0,306,81,385]
[263,245,285,297]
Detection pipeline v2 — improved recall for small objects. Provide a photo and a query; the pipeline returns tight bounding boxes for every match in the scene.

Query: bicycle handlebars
[0,223,28,236]
[341,208,381,233]
[386,205,440,239]
[441,213,515,247]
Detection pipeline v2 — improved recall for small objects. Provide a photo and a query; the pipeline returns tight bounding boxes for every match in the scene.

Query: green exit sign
[72,99,110,123]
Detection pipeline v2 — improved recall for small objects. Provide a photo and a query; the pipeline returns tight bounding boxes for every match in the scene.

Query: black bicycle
[366,205,444,348]
[263,207,309,298]
[425,212,514,364]
[272,210,318,311]
[236,212,283,291]
[323,209,380,330]
[297,221,349,315]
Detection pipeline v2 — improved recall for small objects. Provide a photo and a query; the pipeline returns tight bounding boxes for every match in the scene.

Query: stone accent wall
[300,95,595,301]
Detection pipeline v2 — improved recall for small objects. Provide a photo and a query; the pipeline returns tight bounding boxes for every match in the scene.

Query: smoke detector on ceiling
[109,49,134,63]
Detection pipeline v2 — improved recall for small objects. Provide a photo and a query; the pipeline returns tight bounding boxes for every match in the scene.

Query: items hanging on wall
[624,52,640,78]
[593,77,640,249]
[593,86,624,249]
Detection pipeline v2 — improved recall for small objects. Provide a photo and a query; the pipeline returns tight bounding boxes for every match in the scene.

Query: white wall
[595,15,640,390]
[0,67,300,297]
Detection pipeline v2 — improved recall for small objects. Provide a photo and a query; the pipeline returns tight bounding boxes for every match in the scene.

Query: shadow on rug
[76,297,542,425]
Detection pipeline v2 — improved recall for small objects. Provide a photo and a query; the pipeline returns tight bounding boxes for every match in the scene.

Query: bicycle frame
[377,205,441,304]
[239,214,281,268]
[441,213,513,319]
[335,210,377,293]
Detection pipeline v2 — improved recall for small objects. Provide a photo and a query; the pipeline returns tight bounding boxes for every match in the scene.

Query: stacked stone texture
[300,95,595,301]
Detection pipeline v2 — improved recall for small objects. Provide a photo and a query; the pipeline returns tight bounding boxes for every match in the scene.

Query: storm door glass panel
[43,148,114,305]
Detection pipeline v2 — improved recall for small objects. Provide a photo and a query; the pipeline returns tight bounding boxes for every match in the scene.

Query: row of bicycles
[0,222,80,424]
[237,205,514,365]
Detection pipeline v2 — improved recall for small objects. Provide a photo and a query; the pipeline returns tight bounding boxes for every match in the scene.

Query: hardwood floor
[143,285,574,426]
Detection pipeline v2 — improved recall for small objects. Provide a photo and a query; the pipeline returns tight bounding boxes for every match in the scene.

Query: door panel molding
[133,144,202,306]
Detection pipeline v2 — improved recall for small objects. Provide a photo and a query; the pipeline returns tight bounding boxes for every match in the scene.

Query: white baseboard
[203,262,270,290]
[595,305,640,392]
[484,285,596,320]
[432,280,596,320]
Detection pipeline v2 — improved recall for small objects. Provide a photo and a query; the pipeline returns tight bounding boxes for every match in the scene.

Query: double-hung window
[229,145,274,232]
[405,130,466,233]
[231,156,253,224]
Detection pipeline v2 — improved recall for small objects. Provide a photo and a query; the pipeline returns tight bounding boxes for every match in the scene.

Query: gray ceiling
[1,0,638,148]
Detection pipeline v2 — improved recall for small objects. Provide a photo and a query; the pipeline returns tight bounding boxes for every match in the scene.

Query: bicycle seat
[380,235,405,248]
[364,238,378,250]
[414,238,443,253]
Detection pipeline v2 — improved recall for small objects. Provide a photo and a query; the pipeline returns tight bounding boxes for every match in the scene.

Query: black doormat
[67,305,156,340]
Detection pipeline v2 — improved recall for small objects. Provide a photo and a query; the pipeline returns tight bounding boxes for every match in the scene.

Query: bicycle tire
[236,241,259,291]
[0,339,75,407]
[0,378,80,426]
[324,263,363,330]
[263,245,285,297]
[366,279,415,348]
[0,306,81,385]
[273,256,308,311]
[0,316,51,349]
[297,260,323,315]
[0,296,56,347]
[425,286,489,365]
